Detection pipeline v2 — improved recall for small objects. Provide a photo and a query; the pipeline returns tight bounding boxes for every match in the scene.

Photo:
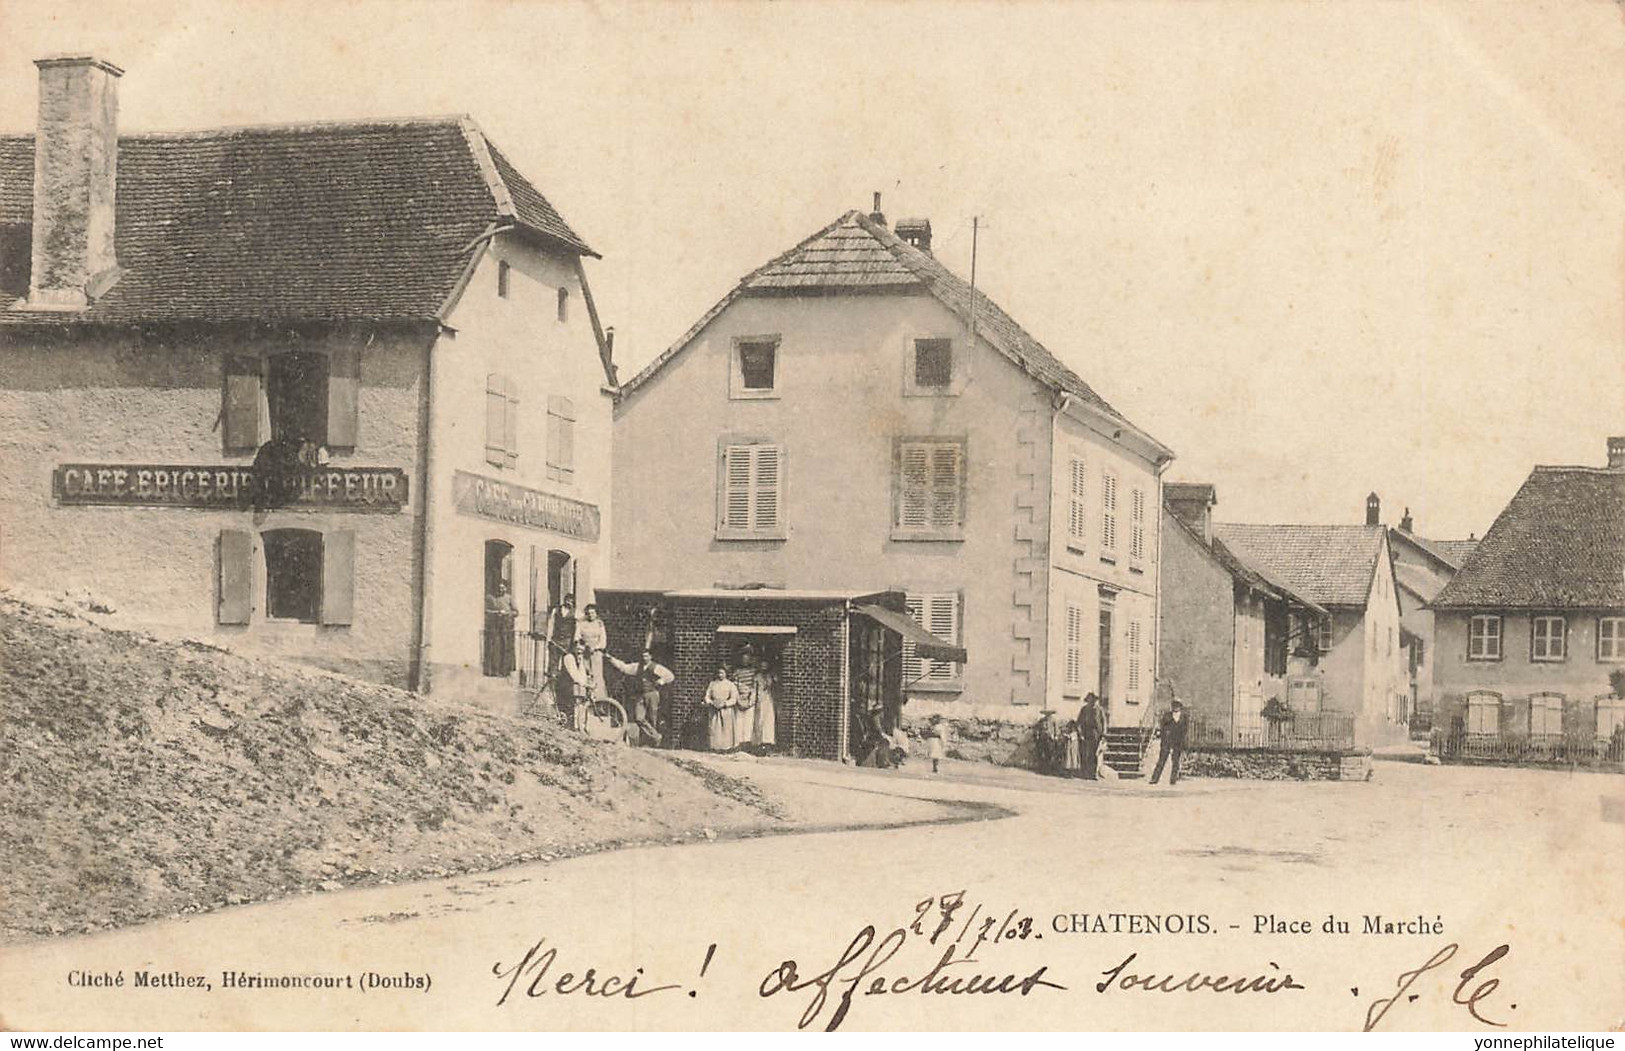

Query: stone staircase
[1103,726,1152,778]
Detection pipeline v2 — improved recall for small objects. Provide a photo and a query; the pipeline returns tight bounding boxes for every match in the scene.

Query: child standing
[924,715,948,774]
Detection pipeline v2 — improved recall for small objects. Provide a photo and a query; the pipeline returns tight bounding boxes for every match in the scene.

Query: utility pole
[968,216,981,348]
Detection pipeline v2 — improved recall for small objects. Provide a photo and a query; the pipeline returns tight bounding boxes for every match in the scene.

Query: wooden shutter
[559,555,576,606]
[218,529,253,625]
[1126,619,1142,695]
[1101,471,1118,550]
[1065,603,1083,686]
[721,445,753,530]
[574,556,593,609]
[929,444,961,528]
[898,443,931,528]
[320,529,355,626]
[1130,487,1145,559]
[528,546,541,629]
[486,374,508,467]
[326,346,360,448]
[223,356,262,451]
[902,595,926,683]
[1068,456,1088,542]
[926,594,960,680]
[547,395,574,481]
[753,444,780,531]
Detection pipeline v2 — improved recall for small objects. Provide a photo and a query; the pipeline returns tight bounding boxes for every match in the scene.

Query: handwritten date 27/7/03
[758,892,1060,1032]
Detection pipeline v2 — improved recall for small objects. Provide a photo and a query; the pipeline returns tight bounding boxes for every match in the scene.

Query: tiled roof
[619,210,1170,458]
[1432,467,1625,609]
[1395,562,1447,603]
[1391,527,1469,570]
[0,116,593,326]
[1430,538,1480,566]
[1213,523,1389,608]
[1167,510,1325,615]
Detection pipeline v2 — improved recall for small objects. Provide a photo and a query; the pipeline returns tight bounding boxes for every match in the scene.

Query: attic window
[557,286,570,322]
[914,339,953,388]
[730,336,780,399]
[498,261,511,299]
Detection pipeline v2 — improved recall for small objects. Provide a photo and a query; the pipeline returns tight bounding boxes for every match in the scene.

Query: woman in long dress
[703,665,739,751]
[1062,720,1082,776]
[574,603,609,692]
[733,647,778,750]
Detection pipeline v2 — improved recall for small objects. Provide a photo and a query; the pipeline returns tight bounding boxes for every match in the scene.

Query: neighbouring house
[0,55,615,704]
[1387,506,1478,729]
[1159,483,1336,750]
[611,200,1174,761]
[1212,495,1411,749]
[1429,439,1625,766]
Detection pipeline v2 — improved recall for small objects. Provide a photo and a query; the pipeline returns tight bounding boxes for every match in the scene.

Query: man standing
[1149,700,1189,785]
[1076,693,1107,780]
[562,639,594,731]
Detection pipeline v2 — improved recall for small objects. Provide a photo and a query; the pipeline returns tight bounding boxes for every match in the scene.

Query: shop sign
[452,470,600,541]
[53,463,408,512]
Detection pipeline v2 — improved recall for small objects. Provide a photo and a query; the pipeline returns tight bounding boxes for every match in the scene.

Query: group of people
[1041,693,1189,785]
[701,645,779,752]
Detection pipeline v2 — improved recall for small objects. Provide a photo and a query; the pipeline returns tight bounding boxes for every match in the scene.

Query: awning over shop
[854,604,967,664]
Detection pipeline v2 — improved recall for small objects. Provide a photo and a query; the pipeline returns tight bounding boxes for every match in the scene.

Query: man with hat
[1148,699,1189,785]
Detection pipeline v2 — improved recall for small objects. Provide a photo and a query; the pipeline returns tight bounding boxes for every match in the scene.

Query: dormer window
[730,336,780,399]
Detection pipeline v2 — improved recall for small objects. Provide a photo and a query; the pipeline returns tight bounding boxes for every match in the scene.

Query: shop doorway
[482,540,515,678]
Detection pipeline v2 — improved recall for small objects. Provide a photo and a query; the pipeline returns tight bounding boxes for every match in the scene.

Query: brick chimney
[1399,506,1414,533]
[896,218,932,254]
[1608,436,1625,470]
[28,55,123,310]
[1365,491,1380,526]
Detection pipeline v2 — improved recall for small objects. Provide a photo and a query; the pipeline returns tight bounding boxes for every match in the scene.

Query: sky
[3,0,1621,539]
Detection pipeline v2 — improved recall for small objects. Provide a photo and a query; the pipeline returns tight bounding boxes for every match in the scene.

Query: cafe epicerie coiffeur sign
[53,464,408,512]
[452,469,600,541]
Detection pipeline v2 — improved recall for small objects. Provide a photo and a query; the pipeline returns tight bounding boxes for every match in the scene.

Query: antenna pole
[968,216,980,347]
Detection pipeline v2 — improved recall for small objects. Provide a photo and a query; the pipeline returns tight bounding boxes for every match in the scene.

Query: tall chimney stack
[1365,492,1381,527]
[896,218,933,254]
[1608,437,1625,470]
[28,55,123,310]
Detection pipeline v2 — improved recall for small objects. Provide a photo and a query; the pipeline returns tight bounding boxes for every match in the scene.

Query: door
[1098,603,1114,715]
[482,540,515,677]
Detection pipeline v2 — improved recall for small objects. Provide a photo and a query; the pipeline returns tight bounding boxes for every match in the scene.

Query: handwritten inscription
[1363,943,1511,1031]
[759,893,1061,1031]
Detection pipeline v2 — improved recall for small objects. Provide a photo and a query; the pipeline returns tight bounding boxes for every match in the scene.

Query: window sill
[1530,656,1568,664]
[715,530,787,542]
[1065,542,1089,556]
[1061,687,1083,699]
[890,529,965,543]
[1466,655,1503,663]
[1099,554,1118,566]
[728,390,780,401]
[1129,562,1145,575]
[902,386,961,398]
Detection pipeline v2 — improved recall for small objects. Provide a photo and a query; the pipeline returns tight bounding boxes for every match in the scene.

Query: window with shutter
[1100,470,1118,552]
[894,439,965,539]
[1067,455,1088,548]
[267,351,329,446]
[902,592,962,686]
[1468,615,1502,660]
[1064,603,1084,690]
[1466,691,1501,734]
[717,441,786,539]
[1600,617,1625,661]
[547,395,575,483]
[1529,692,1564,736]
[1130,487,1146,562]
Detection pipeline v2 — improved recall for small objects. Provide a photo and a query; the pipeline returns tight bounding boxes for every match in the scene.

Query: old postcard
[1,0,1622,1035]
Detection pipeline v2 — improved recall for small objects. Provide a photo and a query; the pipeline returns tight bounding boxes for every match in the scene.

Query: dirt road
[2,758,1620,1031]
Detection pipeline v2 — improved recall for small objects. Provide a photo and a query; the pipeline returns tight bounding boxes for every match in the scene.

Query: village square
[0,2,1621,1034]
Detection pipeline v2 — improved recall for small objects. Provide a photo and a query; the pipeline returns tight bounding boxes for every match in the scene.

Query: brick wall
[596,594,849,760]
